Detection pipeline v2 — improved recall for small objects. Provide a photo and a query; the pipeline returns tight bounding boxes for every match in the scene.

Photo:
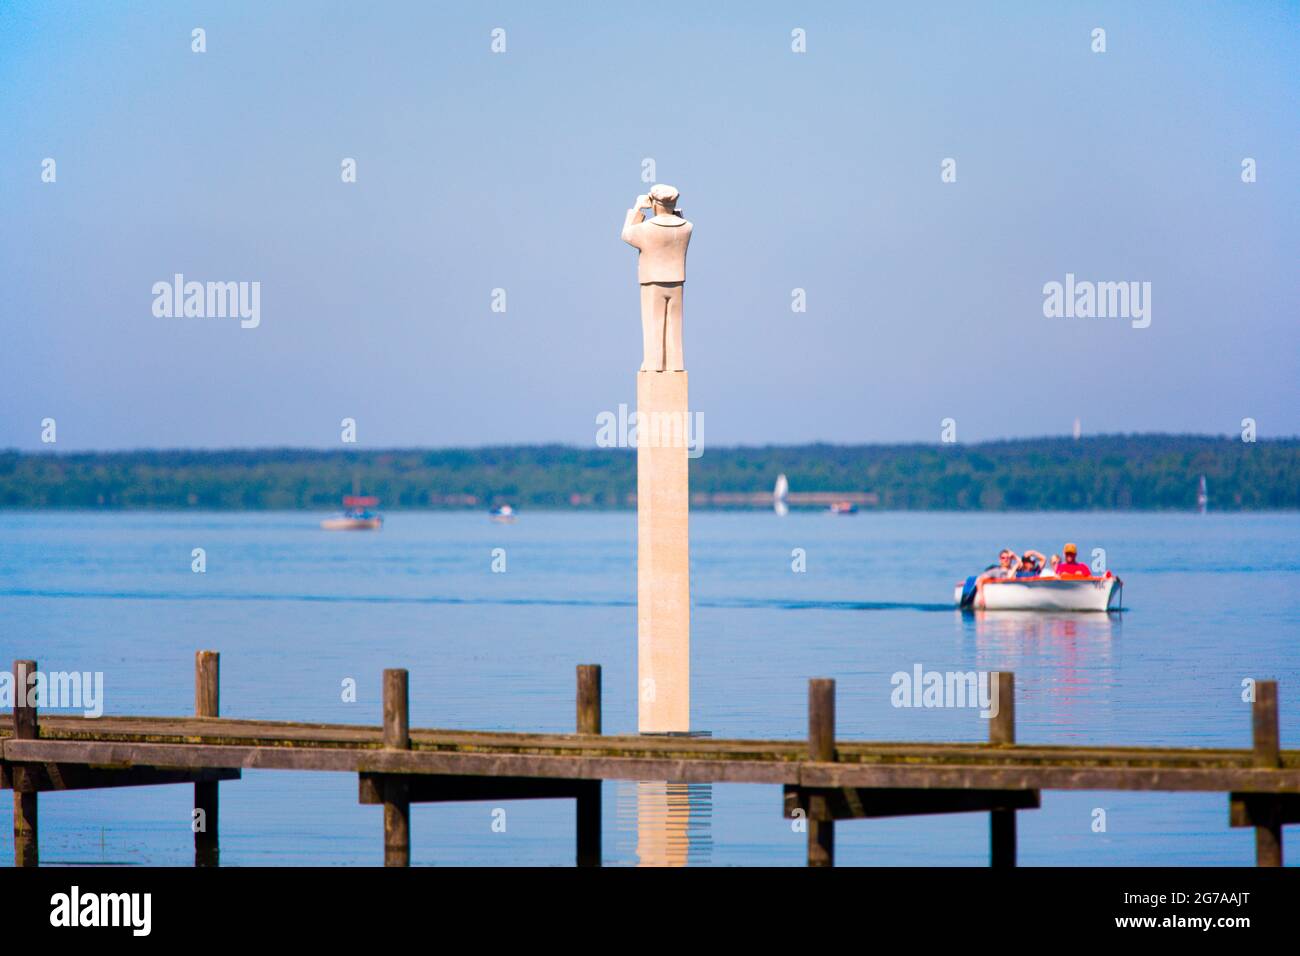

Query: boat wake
[2,588,952,613]
[702,597,954,612]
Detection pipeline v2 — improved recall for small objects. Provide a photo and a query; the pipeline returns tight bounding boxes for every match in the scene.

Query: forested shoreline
[1,435,1294,511]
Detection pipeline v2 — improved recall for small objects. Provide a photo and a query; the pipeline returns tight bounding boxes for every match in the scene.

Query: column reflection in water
[615,781,713,866]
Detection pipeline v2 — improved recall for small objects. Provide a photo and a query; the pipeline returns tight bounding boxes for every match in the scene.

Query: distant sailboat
[1197,475,1208,515]
[322,471,383,530]
[321,495,382,531]
[1073,417,1082,440]
[773,473,789,516]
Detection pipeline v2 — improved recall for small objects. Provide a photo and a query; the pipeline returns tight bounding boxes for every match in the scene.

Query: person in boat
[972,549,1020,605]
[1017,550,1048,577]
[995,549,1021,577]
[1055,543,1091,577]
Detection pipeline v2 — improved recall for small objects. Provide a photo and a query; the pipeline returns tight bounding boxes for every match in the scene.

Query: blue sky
[1,1,1296,450]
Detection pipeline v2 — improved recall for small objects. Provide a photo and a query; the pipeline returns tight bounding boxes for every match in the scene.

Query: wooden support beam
[20,764,239,792]
[575,665,602,867]
[991,807,1016,868]
[359,773,591,804]
[989,671,1017,868]
[1251,681,1282,867]
[194,650,220,867]
[807,678,835,867]
[784,786,1039,821]
[13,659,38,867]
[575,780,601,868]
[382,668,411,867]
[1230,793,1300,827]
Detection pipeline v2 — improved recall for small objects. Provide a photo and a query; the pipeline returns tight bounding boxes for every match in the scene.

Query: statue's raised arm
[621,194,650,246]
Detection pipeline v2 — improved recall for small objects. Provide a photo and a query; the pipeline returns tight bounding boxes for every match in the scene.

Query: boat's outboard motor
[959,565,999,609]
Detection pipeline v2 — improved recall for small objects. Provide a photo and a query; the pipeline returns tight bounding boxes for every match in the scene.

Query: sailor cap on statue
[647,184,685,224]
[649,183,679,205]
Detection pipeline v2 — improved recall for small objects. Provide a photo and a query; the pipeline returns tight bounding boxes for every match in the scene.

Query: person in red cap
[1055,543,1091,577]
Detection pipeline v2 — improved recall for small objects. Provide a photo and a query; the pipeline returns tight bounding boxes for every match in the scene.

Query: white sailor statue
[621,184,692,372]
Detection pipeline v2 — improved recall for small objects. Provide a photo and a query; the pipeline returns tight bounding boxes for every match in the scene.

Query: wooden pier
[3,654,1297,867]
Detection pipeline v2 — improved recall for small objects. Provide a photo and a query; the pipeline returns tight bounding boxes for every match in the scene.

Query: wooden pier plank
[798,761,1300,793]
[6,734,1300,791]
[8,714,1295,772]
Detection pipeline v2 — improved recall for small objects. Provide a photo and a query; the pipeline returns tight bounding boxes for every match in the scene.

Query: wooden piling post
[807,678,835,867]
[577,664,601,735]
[194,651,220,867]
[989,671,1017,867]
[12,659,38,867]
[382,668,411,866]
[1252,680,1282,867]
[575,664,602,867]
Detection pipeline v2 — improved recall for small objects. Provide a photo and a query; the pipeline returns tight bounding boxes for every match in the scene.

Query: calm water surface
[2,511,1297,866]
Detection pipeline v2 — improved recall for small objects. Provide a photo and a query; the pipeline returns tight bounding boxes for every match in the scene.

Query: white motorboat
[954,574,1122,612]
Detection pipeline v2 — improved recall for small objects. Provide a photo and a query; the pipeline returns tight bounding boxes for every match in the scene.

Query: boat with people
[489,504,517,523]
[320,495,383,531]
[954,542,1122,612]
[955,574,1122,611]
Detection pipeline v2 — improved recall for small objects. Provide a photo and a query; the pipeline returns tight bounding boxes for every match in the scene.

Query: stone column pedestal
[636,370,690,733]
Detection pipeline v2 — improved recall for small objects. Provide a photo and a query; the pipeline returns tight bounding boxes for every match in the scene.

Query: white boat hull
[955,576,1122,612]
[321,516,383,531]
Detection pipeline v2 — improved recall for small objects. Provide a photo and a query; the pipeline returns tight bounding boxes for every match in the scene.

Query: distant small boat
[1197,475,1208,515]
[321,495,383,531]
[489,504,517,524]
[827,501,858,515]
[774,474,789,517]
[955,574,1122,612]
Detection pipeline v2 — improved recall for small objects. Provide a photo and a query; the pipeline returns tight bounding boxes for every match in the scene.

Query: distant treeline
[0,435,1295,511]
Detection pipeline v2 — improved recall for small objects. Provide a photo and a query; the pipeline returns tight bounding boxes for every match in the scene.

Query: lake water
[2,510,1297,866]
